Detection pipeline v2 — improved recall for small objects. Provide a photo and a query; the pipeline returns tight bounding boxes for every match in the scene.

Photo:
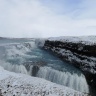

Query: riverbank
[38,36,96,95]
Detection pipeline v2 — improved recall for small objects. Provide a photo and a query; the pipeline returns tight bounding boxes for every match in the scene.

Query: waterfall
[0,61,89,93]
[36,67,89,93]
[0,40,90,94]
[0,61,28,74]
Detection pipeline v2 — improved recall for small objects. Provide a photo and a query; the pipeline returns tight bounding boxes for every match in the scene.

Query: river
[0,38,89,93]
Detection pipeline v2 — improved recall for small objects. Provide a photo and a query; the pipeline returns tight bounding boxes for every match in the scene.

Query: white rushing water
[0,60,28,74]
[37,67,89,93]
[0,39,89,93]
[0,60,89,93]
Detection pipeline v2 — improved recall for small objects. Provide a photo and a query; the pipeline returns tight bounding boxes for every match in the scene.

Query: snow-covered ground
[48,36,96,45]
[0,66,89,96]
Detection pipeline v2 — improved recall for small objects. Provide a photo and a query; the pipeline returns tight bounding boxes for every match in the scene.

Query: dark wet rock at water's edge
[24,61,47,76]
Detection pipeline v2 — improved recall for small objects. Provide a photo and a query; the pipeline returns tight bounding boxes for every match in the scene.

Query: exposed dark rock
[0,89,3,96]
[42,40,96,91]
[32,66,39,76]
[24,61,47,76]
[44,40,96,57]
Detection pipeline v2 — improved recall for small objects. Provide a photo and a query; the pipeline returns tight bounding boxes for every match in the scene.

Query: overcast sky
[0,0,96,38]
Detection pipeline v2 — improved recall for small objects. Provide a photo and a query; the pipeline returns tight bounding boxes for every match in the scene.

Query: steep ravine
[41,39,96,95]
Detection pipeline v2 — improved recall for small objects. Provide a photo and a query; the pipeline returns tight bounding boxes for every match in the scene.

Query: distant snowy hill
[48,36,96,45]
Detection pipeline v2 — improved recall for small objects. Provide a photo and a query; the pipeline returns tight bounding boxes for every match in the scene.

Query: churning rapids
[0,38,89,93]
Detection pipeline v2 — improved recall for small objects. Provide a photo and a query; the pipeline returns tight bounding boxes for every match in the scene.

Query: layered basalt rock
[42,40,96,89]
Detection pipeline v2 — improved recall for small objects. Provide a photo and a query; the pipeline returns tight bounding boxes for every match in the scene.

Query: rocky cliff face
[42,38,96,89]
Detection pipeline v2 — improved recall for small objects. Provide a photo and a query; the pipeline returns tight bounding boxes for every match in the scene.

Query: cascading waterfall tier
[0,61,28,74]
[0,60,89,93]
[36,67,89,93]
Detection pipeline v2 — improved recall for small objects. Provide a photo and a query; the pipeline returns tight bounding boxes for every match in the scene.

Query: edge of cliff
[37,36,96,90]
